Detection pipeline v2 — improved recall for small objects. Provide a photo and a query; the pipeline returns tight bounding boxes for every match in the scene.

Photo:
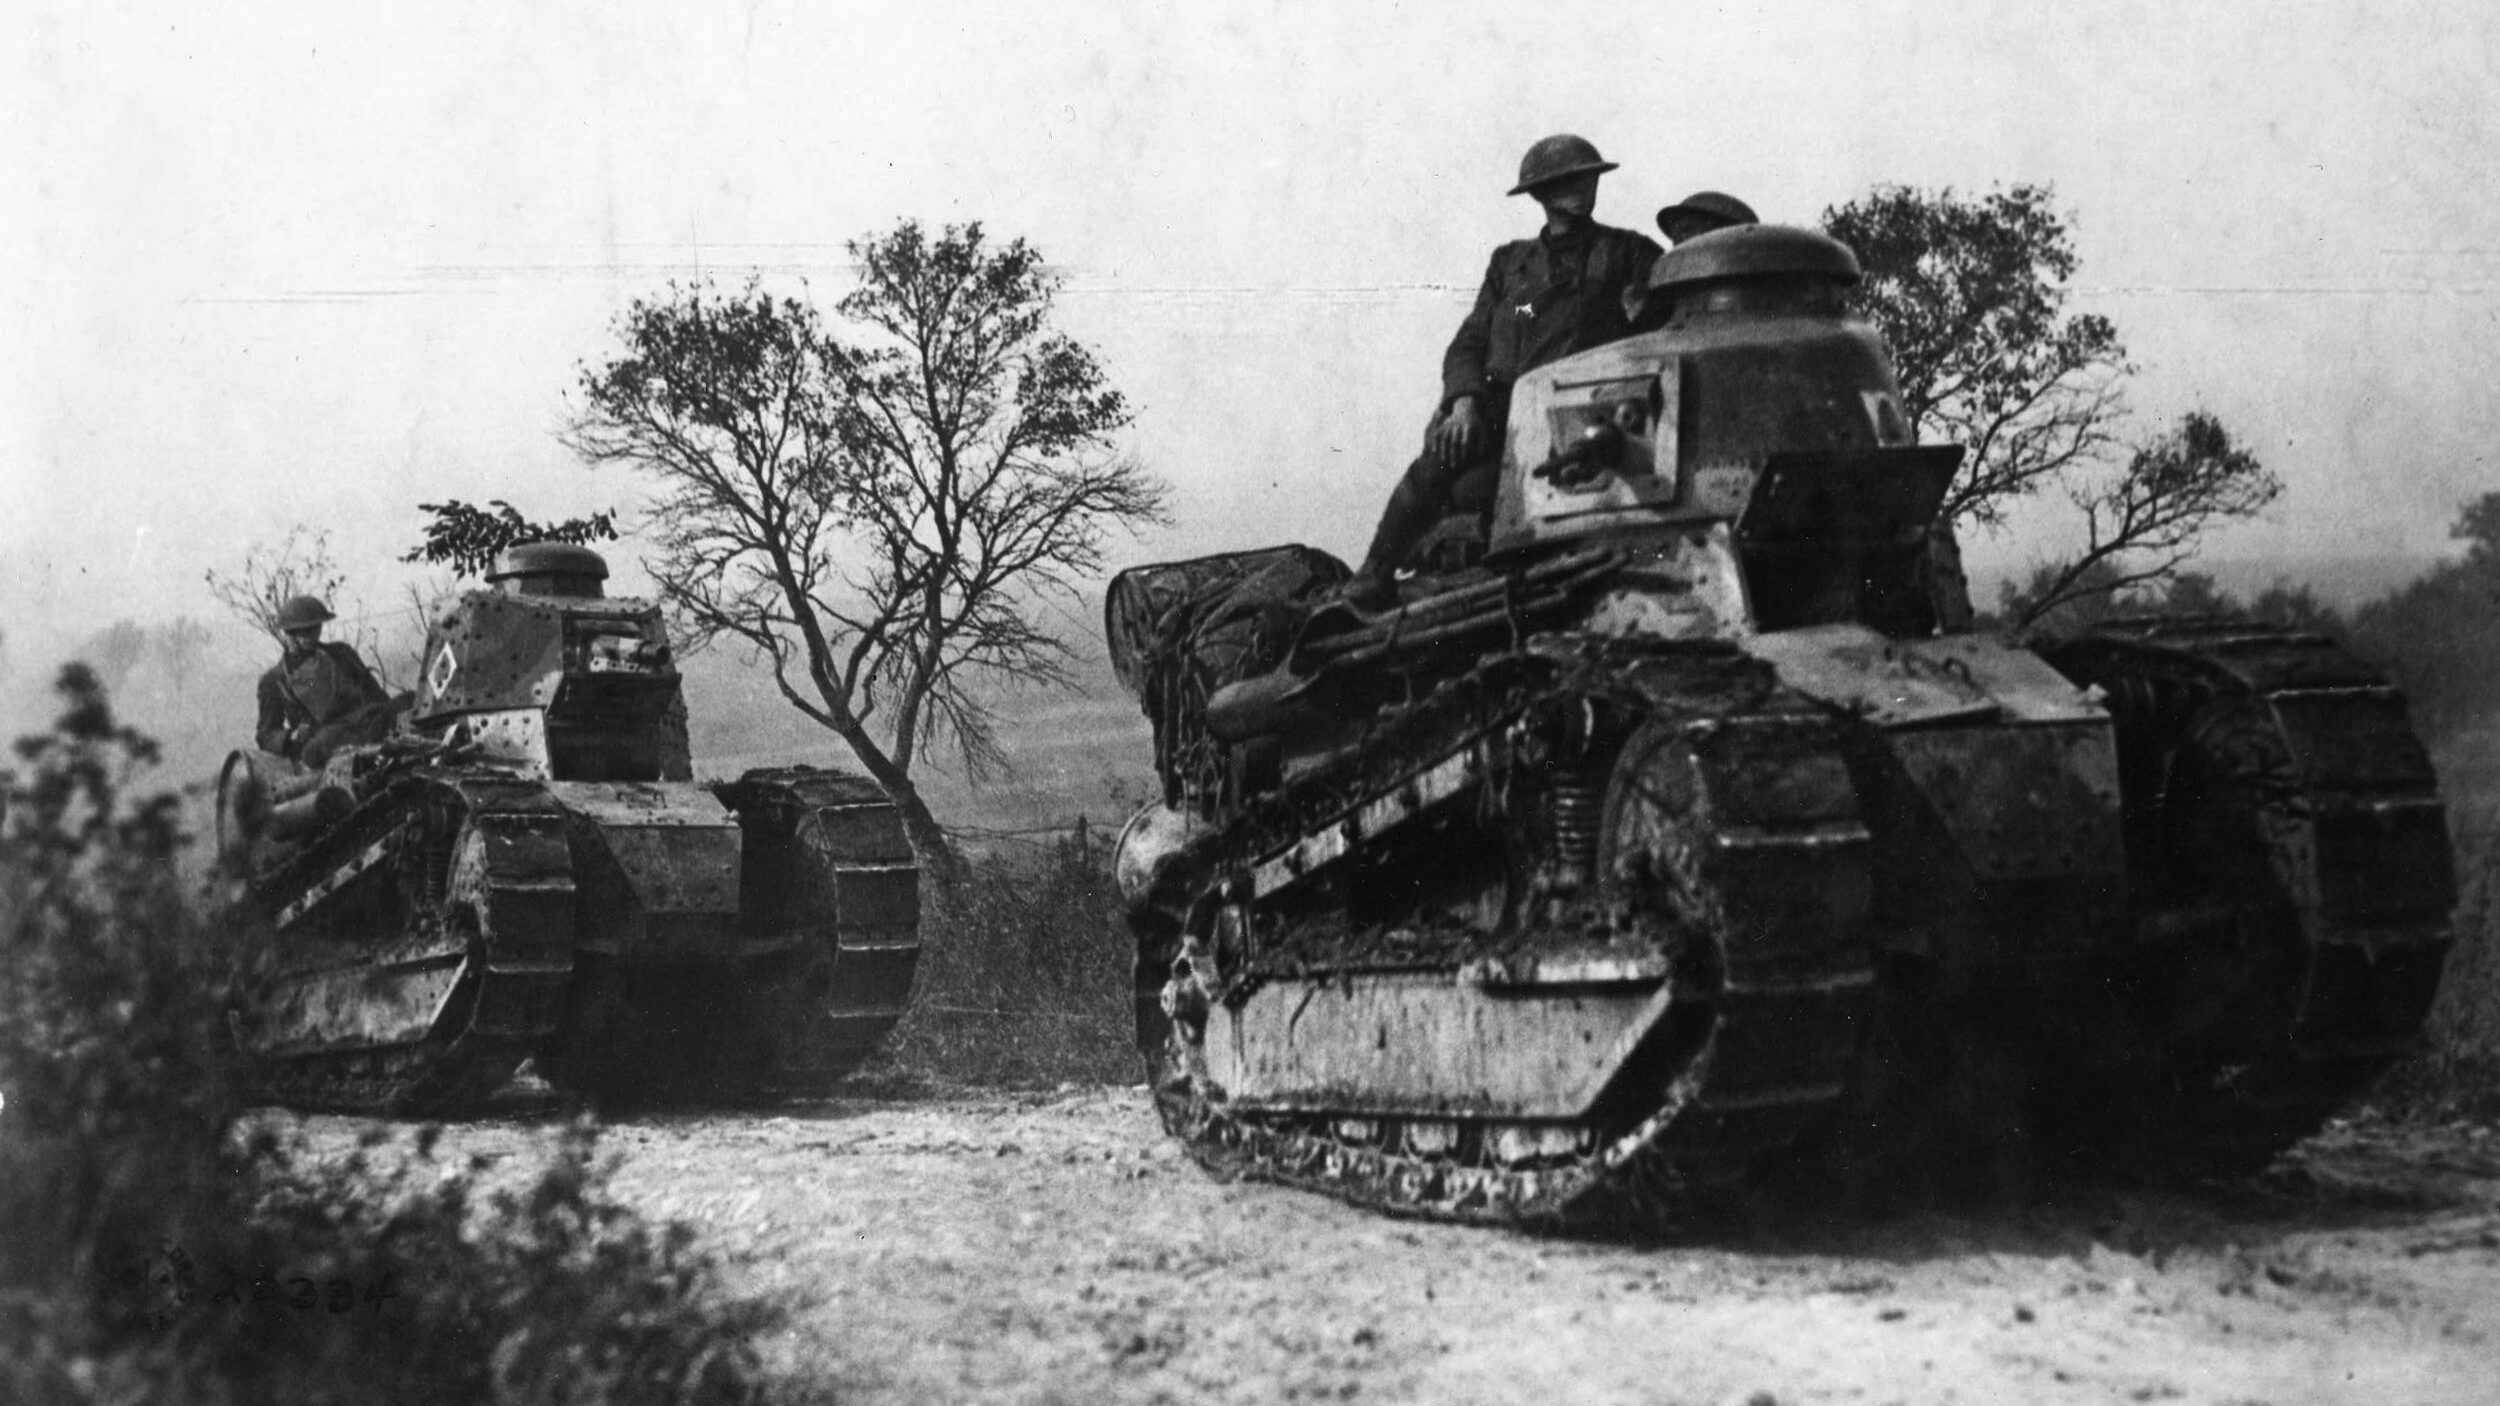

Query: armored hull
[1107,227,2454,1225]
[218,547,920,1113]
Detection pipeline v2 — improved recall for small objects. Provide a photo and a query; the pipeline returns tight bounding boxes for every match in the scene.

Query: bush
[0,665,783,1406]
[881,822,1137,1086]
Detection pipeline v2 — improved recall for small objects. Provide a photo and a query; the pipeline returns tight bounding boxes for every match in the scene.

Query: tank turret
[1490,225,1916,561]
[412,547,687,782]
[488,542,611,598]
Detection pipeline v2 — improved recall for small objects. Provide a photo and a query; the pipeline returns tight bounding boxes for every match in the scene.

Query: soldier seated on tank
[1341,134,1664,611]
[255,594,400,767]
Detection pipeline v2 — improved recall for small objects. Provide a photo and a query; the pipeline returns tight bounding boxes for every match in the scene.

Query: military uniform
[256,640,390,763]
[1438,221,1664,422]
[1355,220,1663,583]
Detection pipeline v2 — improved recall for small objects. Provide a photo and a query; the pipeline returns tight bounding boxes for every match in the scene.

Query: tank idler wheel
[716,766,924,1104]
[2045,625,2455,1178]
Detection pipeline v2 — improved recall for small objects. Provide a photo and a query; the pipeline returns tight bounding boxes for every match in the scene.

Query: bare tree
[204,526,398,686]
[204,525,349,645]
[2000,412,2280,629]
[568,222,1169,879]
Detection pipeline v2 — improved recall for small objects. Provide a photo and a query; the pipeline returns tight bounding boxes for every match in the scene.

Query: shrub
[882,821,1137,1086]
[0,665,783,1406]
[2376,801,2500,1121]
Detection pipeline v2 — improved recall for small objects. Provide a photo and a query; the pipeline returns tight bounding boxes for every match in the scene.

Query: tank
[1105,225,2456,1225]
[215,544,921,1112]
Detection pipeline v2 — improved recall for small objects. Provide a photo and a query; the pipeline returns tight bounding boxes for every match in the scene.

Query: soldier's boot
[1341,472,1440,612]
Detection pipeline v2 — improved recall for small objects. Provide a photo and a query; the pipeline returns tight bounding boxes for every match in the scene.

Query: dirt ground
[292,1088,2500,1406]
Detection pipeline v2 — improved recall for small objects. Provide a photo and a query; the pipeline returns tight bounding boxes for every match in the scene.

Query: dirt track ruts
[290,1087,2500,1405]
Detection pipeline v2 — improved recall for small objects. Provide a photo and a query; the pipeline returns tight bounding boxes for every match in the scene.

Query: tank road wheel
[2046,622,2456,1175]
[1133,699,1875,1228]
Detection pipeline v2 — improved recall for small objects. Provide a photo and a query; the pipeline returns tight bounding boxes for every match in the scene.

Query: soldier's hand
[1429,396,1483,471]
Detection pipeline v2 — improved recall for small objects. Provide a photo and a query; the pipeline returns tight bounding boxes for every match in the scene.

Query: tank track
[2044,617,2455,1172]
[719,766,923,1098]
[1136,640,1877,1227]
[242,773,576,1116]
[528,767,921,1106]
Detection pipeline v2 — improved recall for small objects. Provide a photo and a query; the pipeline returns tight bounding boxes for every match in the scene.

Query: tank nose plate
[1742,624,1997,725]
[547,781,742,958]
[254,959,468,1056]
[1204,972,1677,1119]
[1741,626,2108,727]
[1888,723,2125,882]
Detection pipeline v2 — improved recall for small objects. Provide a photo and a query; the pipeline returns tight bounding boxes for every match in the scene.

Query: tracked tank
[216,544,921,1113]
[1105,225,2455,1225]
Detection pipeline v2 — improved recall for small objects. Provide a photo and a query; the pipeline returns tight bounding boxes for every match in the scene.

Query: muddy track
[286,1088,2500,1405]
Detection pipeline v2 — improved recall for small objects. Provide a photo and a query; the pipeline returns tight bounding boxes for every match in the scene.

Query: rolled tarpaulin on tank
[1102,543,1350,700]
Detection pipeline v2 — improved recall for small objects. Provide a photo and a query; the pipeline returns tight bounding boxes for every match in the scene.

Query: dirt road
[297,1088,2500,1405]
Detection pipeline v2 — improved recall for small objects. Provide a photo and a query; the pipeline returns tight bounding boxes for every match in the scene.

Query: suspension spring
[1549,773,1603,887]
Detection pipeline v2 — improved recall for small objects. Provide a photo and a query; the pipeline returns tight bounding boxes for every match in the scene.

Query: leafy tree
[1826,184,2128,532]
[1826,186,2279,628]
[2237,579,2349,636]
[401,498,619,578]
[2347,490,2500,740]
[153,616,215,692]
[77,620,150,692]
[568,221,1168,878]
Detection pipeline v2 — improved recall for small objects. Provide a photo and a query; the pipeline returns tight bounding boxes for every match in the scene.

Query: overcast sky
[6,0,2497,655]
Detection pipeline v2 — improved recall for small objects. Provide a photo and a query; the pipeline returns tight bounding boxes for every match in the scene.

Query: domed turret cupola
[487,543,610,599]
[1637,225,1862,324]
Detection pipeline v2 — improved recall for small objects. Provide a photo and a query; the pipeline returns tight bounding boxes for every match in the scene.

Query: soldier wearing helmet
[254,594,393,764]
[1345,134,1663,607]
[1654,190,1759,245]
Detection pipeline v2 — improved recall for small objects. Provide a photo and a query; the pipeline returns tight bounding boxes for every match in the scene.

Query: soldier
[1343,135,1665,608]
[1654,190,1758,245]
[255,595,393,765]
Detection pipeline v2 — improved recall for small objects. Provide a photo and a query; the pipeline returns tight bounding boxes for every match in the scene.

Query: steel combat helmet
[275,595,335,633]
[1508,134,1619,195]
[1655,191,1760,242]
